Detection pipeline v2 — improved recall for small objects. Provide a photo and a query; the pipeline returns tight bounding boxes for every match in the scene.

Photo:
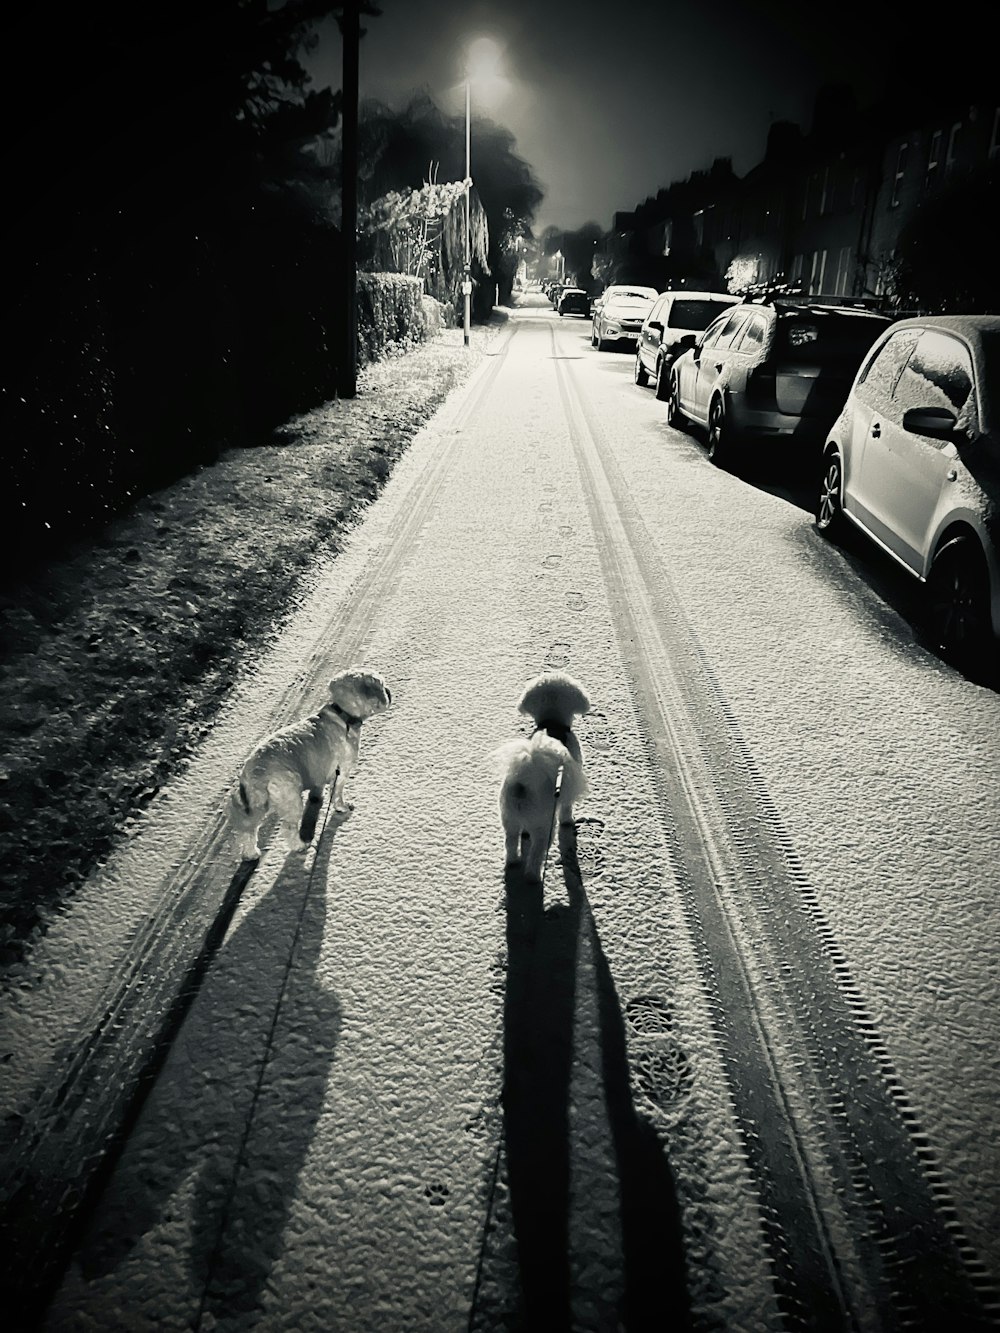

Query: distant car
[557,286,591,317]
[635,291,741,398]
[667,299,892,469]
[592,292,657,351]
[548,283,567,307]
[815,314,1000,668]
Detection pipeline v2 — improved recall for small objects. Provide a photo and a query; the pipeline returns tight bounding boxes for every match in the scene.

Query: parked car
[635,290,741,398]
[667,299,892,469]
[557,286,591,317]
[592,292,657,351]
[815,314,1000,667]
[591,284,658,322]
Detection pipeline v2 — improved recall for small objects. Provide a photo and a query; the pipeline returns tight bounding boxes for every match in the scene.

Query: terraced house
[604,81,1000,311]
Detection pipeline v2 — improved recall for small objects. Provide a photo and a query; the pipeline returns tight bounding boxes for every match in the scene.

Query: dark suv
[667,299,892,470]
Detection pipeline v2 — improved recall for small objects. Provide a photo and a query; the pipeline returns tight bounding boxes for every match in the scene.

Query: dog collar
[532,719,571,746]
[329,703,363,732]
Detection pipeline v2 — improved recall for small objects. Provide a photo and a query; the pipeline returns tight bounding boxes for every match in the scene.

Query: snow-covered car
[815,314,1000,668]
[634,290,741,399]
[592,292,657,351]
[591,284,658,326]
[667,299,891,468]
[557,286,591,318]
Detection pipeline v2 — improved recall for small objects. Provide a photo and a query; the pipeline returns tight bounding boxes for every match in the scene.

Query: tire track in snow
[549,324,1000,1332]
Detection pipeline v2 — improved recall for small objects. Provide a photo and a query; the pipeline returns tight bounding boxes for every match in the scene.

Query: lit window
[834,246,853,296]
[810,249,827,294]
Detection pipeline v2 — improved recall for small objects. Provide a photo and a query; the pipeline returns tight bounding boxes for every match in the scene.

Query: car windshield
[607,296,654,312]
[777,312,890,363]
[667,299,737,330]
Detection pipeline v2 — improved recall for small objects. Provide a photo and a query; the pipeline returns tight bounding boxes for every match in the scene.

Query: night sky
[303,0,933,235]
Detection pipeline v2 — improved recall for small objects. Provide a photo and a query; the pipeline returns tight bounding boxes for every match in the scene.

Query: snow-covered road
[15,305,1000,1330]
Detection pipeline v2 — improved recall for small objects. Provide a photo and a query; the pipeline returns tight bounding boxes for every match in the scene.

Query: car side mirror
[902,406,958,439]
[648,321,664,333]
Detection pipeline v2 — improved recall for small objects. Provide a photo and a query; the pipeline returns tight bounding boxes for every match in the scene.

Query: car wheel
[654,357,671,401]
[591,326,598,348]
[558,309,564,316]
[816,448,846,541]
[924,535,993,670]
[634,353,649,386]
[597,328,608,351]
[666,375,687,431]
[706,395,736,469]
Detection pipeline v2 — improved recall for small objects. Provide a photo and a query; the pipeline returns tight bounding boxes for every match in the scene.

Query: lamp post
[461,38,502,349]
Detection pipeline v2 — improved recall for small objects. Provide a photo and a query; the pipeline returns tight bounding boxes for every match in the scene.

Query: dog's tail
[494,733,567,810]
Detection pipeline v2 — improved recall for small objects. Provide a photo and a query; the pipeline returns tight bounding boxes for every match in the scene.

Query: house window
[791,254,805,286]
[834,246,853,296]
[819,165,830,214]
[890,142,908,208]
[926,129,942,188]
[945,121,961,174]
[810,249,827,294]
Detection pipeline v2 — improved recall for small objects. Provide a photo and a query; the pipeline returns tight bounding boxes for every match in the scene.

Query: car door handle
[871,422,881,438]
[715,362,723,373]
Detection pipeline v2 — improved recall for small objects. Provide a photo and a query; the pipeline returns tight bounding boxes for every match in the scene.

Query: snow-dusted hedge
[357,273,445,365]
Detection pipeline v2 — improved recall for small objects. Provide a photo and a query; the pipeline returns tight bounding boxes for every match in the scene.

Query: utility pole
[463,76,472,348]
[339,1,360,397]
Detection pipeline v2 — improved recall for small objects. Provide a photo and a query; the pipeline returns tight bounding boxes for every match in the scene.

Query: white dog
[230,667,391,861]
[494,672,591,881]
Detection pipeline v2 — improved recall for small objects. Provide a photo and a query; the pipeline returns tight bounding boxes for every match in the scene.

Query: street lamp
[462,37,503,348]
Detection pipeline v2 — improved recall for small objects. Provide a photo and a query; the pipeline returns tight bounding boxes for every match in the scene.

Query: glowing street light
[462,37,503,348]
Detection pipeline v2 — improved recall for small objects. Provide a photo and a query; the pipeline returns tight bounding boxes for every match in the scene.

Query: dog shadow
[499,824,691,1331]
[64,819,344,1328]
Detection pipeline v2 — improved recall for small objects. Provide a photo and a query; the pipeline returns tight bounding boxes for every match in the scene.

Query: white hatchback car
[816,314,1000,669]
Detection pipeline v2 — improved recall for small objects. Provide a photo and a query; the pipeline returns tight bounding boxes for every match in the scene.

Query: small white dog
[494,672,591,881]
[230,667,391,861]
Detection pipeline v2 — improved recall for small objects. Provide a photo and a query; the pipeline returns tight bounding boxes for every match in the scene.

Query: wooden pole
[340,1,360,397]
